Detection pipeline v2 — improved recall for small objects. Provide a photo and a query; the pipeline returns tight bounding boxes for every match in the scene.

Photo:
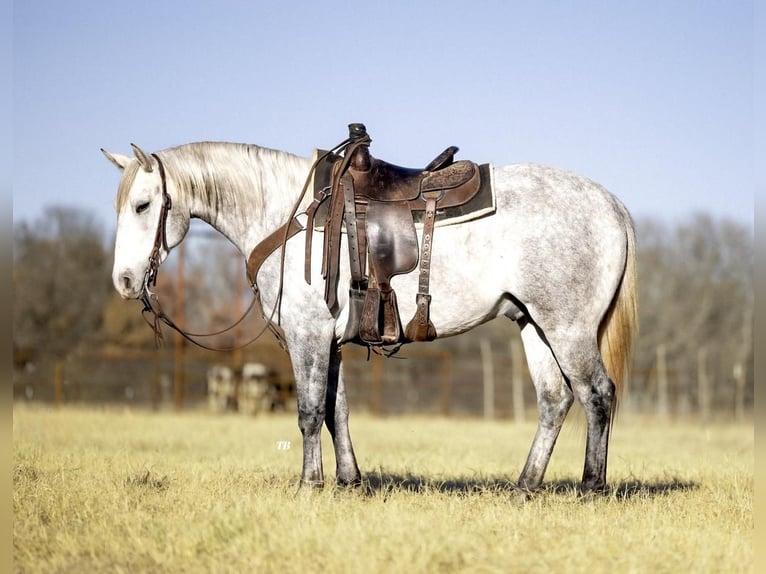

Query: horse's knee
[599,376,615,401]
[584,371,615,407]
[298,406,325,437]
[573,373,615,429]
[555,388,575,418]
[538,386,574,425]
[552,384,574,407]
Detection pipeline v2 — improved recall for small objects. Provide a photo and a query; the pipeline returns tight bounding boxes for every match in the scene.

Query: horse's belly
[388,220,517,338]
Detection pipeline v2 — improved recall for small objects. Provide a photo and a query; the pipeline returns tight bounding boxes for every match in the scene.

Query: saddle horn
[130,143,154,173]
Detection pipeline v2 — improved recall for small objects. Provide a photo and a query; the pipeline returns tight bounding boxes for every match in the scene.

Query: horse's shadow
[356,471,698,500]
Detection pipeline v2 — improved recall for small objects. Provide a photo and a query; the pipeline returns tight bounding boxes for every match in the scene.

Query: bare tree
[634,214,752,415]
[14,207,112,358]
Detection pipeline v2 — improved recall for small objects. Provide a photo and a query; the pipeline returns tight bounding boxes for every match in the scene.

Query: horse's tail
[598,210,639,413]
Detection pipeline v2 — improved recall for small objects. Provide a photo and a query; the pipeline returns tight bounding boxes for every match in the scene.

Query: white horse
[103,137,638,493]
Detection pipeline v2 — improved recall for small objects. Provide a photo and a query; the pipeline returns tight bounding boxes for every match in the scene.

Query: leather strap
[246,218,304,287]
[322,166,348,312]
[342,173,364,283]
[404,193,438,341]
[145,153,172,289]
[359,269,381,343]
[303,189,329,284]
[320,137,371,312]
[417,195,437,295]
[355,203,368,286]
[140,218,303,353]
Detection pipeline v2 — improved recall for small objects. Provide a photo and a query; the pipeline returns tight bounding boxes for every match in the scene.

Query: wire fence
[13,332,752,422]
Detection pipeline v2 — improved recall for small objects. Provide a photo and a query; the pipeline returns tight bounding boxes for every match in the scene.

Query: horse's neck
[171,145,312,256]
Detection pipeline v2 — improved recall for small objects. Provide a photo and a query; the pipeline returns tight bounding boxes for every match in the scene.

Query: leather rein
[139,139,352,351]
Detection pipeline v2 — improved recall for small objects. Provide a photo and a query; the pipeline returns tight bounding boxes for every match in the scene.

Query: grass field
[13,404,752,573]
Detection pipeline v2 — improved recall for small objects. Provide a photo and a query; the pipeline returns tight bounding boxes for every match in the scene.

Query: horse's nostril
[122,274,132,291]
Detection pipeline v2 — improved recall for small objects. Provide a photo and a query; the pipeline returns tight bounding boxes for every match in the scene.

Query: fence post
[733,362,746,422]
[480,338,494,420]
[734,305,752,421]
[173,242,186,411]
[440,352,452,416]
[54,358,64,408]
[371,352,383,416]
[656,344,669,418]
[151,353,161,410]
[698,347,711,423]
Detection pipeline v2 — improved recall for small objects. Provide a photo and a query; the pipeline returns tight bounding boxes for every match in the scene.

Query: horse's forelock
[115,161,141,213]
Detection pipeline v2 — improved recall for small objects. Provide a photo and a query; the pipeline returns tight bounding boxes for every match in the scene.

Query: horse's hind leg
[325,340,362,486]
[516,320,574,491]
[548,335,615,493]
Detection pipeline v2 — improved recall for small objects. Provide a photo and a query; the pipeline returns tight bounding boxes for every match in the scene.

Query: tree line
[13,207,753,416]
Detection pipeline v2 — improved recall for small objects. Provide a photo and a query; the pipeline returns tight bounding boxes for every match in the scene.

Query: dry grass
[13,404,752,573]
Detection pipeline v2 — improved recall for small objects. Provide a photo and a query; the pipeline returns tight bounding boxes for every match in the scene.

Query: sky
[13,1,755,237]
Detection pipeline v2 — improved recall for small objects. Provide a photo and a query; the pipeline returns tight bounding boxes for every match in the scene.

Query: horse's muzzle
[113,268,142,299]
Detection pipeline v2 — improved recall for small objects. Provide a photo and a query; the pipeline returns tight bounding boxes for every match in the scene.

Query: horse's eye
[136,202,150,214]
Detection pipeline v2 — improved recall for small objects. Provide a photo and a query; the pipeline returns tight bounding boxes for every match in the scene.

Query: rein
[139,137,353,351]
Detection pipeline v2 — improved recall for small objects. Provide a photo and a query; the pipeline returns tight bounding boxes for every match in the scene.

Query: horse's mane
[115,142,308,219]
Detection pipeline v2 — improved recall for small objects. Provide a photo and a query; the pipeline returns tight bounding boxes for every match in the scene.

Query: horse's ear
[130,143,154,173]
[101,148,131,171]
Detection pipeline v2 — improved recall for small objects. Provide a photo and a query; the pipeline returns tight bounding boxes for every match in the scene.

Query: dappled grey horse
[104,136,637,493]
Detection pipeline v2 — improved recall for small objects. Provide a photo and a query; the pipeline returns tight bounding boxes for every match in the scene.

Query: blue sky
[13,1,754,235]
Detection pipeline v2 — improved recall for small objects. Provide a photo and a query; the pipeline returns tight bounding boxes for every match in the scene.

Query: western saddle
[303,123,483,347]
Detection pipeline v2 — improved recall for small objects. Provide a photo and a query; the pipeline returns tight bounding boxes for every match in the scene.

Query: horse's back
[494,163,630,230]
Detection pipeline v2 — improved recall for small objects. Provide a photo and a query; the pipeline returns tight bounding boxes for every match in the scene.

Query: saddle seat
[349,146,479,207]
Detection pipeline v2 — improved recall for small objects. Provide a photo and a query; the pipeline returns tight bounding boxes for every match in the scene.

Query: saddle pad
[413,162,495,227]
[309,149,496,231]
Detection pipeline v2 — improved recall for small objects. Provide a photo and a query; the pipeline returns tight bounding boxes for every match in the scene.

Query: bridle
[143,153,171,291]
[137,137,354,351]
[138,153,264,350]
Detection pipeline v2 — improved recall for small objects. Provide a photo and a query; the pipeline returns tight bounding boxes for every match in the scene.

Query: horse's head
[103,144,189,299]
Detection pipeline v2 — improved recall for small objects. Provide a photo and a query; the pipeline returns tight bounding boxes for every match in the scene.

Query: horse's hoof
[511,487,534,506]
[295,479,324,497]
[578,484,609,500]
[336,476,363,489]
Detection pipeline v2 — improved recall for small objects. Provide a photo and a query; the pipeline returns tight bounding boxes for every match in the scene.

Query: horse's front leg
[289,331,334,489]
[325,339,361,486]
